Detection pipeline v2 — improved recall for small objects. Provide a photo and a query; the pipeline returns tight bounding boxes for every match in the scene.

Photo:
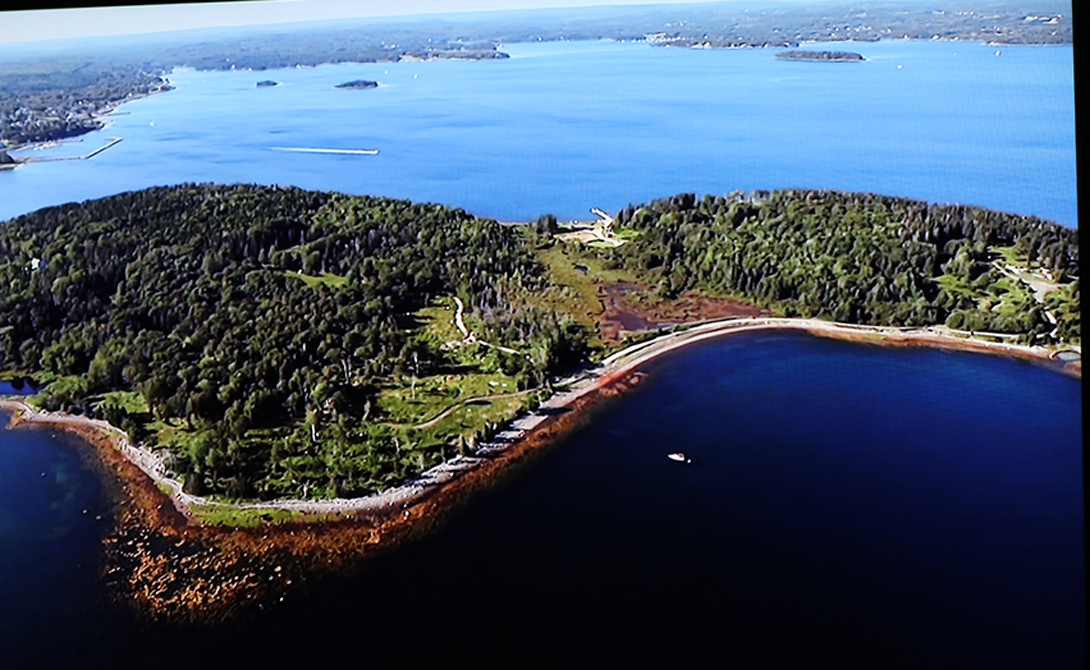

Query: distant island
[256,80,279,88]
[335,79,378,90]
[777,50,864,62]
[0,1,1071,147]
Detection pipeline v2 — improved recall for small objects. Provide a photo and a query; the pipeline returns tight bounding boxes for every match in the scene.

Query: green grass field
[285,271,350,290]
[188,504,312,527]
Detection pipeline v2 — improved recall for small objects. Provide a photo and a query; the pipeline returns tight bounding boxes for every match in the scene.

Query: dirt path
[409,388,537,431]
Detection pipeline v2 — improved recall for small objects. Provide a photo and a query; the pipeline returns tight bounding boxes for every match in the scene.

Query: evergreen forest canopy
[0,184,589,499]
[0,184,1079,502]
[600,190,1079,340]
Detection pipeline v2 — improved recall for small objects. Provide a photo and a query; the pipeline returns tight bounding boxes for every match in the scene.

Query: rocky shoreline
[0,368,644,622]
[0,318,1079,622]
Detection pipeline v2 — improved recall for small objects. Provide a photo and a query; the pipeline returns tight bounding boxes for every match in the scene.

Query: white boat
[667,452,691,463]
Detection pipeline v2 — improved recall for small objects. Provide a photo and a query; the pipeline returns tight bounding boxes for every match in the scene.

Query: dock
[83,137,123,159]
[15,137,123,163]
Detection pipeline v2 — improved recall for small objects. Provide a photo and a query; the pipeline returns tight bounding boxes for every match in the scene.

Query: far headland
[777,50,865,62]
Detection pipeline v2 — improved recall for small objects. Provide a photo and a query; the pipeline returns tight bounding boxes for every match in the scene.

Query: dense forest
[0,184,588,499]
[599,190,1079,341]
[0,185,1079,502]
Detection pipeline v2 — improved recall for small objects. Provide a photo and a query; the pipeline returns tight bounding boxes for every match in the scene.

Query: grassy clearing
[532,240,642,347]
[285,271,350,290]
[189,504,309,528]
[377,370,520,426]
[938,273,1037,315]
[148,417,212,462]
[935,274,977,301]
[417,392,525,438]
[992,245,1027,267]
[97,390,149,414]
[415,296,464,346]
[29,374,87,409]
[982,276,1037,315]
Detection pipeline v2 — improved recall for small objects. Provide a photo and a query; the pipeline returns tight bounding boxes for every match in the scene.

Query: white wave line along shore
[269,146,379,155]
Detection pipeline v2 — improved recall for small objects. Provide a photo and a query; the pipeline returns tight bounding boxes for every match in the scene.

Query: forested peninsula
[1,184,1079,620]
[0,185,1080,512]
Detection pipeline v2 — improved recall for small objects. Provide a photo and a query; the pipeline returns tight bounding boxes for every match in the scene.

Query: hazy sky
[1,0,818,45]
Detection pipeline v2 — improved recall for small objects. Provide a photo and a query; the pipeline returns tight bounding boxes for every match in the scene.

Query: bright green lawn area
[937,273,1037,315]
[188,504,311,528]
[936,274,980,303]
[97,390,149,414]
[285,271,350,290]
[377,370,520,426]
[981,276,1037,314]
[992,245,1027,267]
[415,296,464,346]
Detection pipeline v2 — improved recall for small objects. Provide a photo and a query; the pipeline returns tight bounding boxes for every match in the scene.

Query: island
[777,50,864,62]
[335,79,378,90]
[0,2,1071,148]
[0,185,1079,621]
[256,80,280,88]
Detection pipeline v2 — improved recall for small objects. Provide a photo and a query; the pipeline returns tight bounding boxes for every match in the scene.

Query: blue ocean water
[0,37,1081,666]
[0,416,112,664]
[0,40,1077,225]
[0,333,1082,667]
[0,380,36,395]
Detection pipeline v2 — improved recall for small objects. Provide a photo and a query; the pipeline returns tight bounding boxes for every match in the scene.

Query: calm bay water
[1,332,1083,667]
[0,37,1082,666]
[0,39,1077,225]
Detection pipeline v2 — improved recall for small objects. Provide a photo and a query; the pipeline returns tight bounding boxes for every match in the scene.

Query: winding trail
[408,388,536,431]
[451,296,523,356]
[1,316,1078,522]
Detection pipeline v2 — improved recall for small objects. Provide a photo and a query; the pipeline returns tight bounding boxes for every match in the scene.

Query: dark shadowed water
[1,332,1082,667]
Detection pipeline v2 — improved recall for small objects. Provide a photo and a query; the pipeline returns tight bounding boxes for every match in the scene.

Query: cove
[1,331,1081,667]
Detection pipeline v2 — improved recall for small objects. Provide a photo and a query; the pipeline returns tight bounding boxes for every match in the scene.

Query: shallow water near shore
[0,381,35,395]
[0,419,115,664]
[0,332,1082,667]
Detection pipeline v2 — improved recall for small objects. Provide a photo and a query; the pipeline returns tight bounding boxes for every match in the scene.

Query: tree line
[0,184,587,499]
[601,189,1078,341]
